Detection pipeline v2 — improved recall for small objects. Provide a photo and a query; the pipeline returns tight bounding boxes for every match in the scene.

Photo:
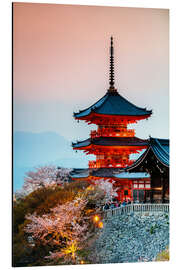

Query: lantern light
[98,221,104,228]
[93,215,100,223]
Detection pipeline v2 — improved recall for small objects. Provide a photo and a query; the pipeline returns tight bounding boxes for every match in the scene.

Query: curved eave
[73,93,108,119]
[120,147,151,171]
[73,145,148,152]
[72,138,148,150]
[72,138,91,148]
[73,92,152,120]
[70,169,90,179]
[74,111,152,122]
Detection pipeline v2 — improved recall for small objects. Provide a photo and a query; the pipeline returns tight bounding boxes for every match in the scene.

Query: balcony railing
[103,203,169,219]
[88,160,135,168]
[90,129,135,138]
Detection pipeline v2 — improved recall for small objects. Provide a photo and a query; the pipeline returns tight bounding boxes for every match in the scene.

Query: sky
[13,2,169,141]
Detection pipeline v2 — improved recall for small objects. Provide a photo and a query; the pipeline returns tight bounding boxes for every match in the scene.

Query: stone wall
[91,212,169,264]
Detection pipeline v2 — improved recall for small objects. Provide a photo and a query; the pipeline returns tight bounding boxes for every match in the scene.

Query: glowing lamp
[93,215,100,222]
[98,221,103,228]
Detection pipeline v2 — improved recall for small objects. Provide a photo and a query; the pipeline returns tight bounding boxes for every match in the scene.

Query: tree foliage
[13,180,90,266]
[13,166,118,266]
[94,178,118,203]
[25,198,90,264]
[15,166,71,198]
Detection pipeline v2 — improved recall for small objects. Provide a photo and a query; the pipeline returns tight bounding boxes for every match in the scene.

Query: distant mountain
[13,131,143,192]
[14,131,70,167]
[13,131,89,191]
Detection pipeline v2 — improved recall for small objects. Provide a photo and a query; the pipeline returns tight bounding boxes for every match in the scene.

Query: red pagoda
[71,37,152,202]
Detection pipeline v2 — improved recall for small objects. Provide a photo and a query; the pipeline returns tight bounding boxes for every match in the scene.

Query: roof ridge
[116,92,151,112]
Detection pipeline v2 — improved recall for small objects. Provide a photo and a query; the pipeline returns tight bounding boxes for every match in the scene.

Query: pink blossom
[94,178,118,203]
[18,166,71,195]
[25,198,90,262]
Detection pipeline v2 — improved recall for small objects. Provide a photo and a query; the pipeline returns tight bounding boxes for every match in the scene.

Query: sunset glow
[13,3,169,141]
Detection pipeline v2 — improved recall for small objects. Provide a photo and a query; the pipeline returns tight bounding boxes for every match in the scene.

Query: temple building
[119,137,169,203]
[70,37,169,203]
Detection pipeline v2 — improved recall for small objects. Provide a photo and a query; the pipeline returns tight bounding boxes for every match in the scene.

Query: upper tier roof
[74,91,152,119]
[74,37,152,120]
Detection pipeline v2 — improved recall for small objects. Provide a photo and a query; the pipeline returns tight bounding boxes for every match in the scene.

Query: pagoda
[71,37,152,202]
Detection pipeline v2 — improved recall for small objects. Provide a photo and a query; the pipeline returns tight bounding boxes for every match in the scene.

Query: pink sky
[13,3,169,140]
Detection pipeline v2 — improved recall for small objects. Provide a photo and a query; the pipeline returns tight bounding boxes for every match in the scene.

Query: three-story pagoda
[71,37,152,201]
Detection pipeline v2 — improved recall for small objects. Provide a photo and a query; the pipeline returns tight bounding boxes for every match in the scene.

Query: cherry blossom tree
[20,166,71,195]
[93,178,118,203]
[21,175,118,264]
[25,197,91,264]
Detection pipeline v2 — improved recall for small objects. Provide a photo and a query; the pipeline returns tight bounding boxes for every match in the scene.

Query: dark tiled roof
[70,168,89,178]
[91,168,122,177]
[70,168,122,178]
[125,138,169,169]
[70,168,150,179]
[74,91,152,118]
[150,138,169,167]
[72,136,148,148]
[70,138,169,180]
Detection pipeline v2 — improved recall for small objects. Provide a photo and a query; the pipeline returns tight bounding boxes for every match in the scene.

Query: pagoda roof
[91,168,122,178]
[69,168,123,179]
[90,168,148,178]
[74,91,152,119]
[70,137,169,179]
[70,168,150,179]
[72,136,148,148]
[124,137,169,169]
[70,168,89,179]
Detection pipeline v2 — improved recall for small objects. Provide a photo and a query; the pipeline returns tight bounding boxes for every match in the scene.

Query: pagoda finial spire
[108,36,117,93]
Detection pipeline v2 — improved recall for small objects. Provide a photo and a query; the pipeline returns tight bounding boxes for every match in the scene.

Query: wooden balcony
[88,159,135,169]
[90,129,135,138]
